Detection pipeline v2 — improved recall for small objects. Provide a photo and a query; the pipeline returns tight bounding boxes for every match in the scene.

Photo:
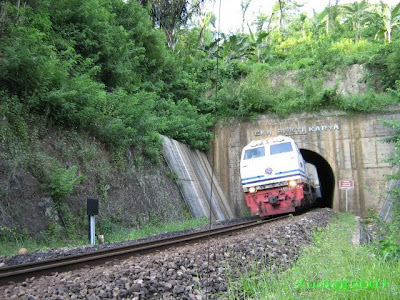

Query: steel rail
[0,215,289,285]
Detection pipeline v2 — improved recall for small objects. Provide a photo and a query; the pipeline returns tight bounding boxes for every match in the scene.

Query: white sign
[340,180,354,190]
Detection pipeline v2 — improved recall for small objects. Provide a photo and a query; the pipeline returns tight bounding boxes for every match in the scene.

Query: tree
[309,9,325,38]
[370,1,400,43]
[298,12,307,37]
[195,11,215,57]
[271,0,304,34]
[247,25,268,62]
[0,0,26,38]
[278,0,283,33]
[139,0,205,49]
[241,0,252,32]
[254,11,276,45]
[341,0,368,41]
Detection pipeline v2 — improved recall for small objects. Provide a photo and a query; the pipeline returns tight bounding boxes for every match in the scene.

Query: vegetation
[0,0,400,154]
[98,216,208,244]
[0,216,208,256]
[0,0,212,157]
[1,0,400,157]
[377,118,400,261]
[227,213,400,299]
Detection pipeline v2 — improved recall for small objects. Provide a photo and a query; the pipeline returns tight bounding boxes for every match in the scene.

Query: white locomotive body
[240,136,319,216]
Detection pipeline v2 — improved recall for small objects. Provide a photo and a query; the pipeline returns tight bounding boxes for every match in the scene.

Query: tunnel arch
[300,149,335,208]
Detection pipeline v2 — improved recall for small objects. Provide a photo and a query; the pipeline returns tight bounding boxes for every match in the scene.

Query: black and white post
[87,198,99,245]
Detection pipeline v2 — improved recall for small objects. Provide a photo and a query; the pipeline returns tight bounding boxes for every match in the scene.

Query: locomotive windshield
[270,142,293,155]
[244,146,265,160]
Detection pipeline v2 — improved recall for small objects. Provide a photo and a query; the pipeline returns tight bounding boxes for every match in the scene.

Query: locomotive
[240,136,321,217]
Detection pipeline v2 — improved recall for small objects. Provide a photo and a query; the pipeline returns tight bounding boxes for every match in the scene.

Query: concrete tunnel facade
[211,110,400,217]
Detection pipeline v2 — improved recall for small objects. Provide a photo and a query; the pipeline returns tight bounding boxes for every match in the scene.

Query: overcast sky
[204,0,399,33]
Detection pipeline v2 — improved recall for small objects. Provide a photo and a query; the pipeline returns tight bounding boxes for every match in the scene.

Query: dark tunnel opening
[300,149,335,208]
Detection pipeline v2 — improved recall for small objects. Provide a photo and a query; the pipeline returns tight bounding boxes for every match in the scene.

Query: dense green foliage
[0,0,212,158]
[172,1,400,118]
[1,0,400,156]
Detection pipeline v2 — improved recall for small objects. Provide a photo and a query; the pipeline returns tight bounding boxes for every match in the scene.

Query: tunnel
[300,149,335,208]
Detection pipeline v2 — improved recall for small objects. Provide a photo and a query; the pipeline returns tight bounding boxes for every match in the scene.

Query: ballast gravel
[0,208,335,299]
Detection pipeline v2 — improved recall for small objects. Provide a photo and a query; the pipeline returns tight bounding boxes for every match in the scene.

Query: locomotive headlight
[288,180,297,188]
[249,186,257,193]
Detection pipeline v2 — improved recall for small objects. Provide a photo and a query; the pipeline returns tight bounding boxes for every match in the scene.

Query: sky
[204,0,400,33]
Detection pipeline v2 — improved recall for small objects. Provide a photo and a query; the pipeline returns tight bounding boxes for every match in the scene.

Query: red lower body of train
[244,183,316,217]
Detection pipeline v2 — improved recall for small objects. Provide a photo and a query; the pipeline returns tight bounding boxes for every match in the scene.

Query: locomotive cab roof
[246,135,289,148]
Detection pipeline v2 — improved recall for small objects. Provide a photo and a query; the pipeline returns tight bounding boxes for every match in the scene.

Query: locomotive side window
[270,142,293,155]
[244,146,265,160]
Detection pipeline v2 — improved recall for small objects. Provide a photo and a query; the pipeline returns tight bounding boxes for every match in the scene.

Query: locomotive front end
[240,136,313,217]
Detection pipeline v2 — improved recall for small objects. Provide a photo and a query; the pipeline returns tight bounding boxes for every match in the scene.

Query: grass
[0,217,208,257]
[98,217,208,244]
[227,212,400,299]
[0,235,87,257]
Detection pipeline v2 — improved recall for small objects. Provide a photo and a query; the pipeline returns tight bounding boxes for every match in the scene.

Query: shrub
[339,92,399,112]
[49,166,86,204]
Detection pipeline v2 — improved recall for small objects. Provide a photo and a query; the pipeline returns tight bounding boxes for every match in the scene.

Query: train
[240,135,321,217]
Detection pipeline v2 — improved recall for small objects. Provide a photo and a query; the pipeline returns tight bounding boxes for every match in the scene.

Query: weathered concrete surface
[212,110,400,217]
[380,173,400,222]
[268,64,373,95]
[162,136,234,221]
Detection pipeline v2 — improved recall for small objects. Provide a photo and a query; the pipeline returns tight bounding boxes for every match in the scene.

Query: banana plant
[310,9,328,37]
[370,1,400,43]
[195,11,215,57]
[220,33,252,61]
[341,0,368,41]
[247,25,269,62]
[200,28,268,62]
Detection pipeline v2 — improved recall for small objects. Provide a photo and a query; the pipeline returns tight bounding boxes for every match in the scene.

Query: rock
[192,277,201,286]
[173,285,185,294]
[162,282,173,290]
[98,290,107,298]
[80,289,87,297]
[148,285,158,293]
[18,248,28,255]
[131,284,141,292]
[185,269,197,276]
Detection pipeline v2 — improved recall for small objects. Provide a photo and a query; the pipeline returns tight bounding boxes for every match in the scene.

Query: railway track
[0,215,289,286]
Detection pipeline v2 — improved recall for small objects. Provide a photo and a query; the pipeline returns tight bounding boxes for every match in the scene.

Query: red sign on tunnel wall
[339,180,354,189]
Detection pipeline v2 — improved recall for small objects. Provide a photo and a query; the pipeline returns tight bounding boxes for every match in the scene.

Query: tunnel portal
[300,149,335,209]
[212,111,399,217]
